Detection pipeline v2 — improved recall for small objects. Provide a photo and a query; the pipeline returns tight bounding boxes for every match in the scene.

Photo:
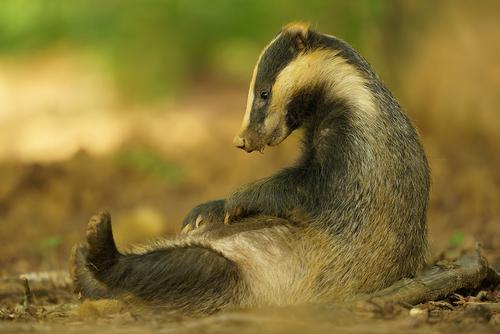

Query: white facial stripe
[240,64,259,132]
[239,33,282,133]
[269,49,377,127]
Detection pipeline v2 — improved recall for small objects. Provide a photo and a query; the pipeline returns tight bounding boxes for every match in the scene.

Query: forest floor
[0,262,499,334]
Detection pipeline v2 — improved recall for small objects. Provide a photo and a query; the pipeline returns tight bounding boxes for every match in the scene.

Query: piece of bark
[357,249,489,306]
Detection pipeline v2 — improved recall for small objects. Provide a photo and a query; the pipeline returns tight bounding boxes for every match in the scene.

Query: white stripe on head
[268,48,377,127]
[239,33,282,133]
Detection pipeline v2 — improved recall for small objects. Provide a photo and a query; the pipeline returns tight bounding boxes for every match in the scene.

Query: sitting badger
[71,23,430,314]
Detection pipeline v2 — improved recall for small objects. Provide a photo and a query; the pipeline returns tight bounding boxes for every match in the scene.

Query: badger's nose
[233,135,246,150]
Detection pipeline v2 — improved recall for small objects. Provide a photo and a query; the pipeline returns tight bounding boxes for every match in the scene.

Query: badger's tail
[70,212,244,314]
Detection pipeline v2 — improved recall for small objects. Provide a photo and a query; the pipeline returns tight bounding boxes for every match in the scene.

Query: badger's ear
[282,22,311,51]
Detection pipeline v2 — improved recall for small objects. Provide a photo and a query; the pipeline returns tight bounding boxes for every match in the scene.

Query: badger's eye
[260,91,269,100]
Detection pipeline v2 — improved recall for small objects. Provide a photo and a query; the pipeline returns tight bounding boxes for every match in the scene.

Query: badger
[71,23,430,315]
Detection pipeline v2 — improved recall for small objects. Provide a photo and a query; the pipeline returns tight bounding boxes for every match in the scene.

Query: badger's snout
[233,135,248,151]
[233,131,265,153]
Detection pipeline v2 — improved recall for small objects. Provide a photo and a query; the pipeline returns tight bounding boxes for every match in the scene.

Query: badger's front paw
[223,199,260,225]
[181,199,225,234]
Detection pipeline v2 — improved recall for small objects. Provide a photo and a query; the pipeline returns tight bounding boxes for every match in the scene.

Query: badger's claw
[181,200,226,233]
[181,223,194,234]
[223,205,248,225]
[195,215,203,228]
[180,215,205,234]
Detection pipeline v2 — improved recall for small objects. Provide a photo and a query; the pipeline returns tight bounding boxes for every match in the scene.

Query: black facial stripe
[255,34,297,88]
[248,32,304,130]
[250,101,267,125]
[286,85,325,131]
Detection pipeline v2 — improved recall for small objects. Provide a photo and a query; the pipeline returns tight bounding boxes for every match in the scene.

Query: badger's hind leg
[70,212,245,314]
[70,211,118,299]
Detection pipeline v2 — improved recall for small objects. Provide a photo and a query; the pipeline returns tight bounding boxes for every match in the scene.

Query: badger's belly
[205,222,341,306]
[205,218,421,306]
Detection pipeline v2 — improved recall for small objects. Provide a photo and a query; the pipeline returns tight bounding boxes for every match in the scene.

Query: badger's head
[234,23,375,153]
[233,23,315,153]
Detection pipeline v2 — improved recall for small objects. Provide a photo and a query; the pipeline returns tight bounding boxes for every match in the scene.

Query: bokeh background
[0,0,499,276]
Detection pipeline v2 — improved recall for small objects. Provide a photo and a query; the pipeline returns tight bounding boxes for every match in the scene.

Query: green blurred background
[0,0,389,100]
[0,0,498,274]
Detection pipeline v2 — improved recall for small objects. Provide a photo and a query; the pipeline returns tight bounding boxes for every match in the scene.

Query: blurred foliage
[117,146,184,183]
[0,0,390,100]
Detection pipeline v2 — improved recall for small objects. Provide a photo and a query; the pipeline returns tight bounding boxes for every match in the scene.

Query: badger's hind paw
[70,243,112,299]
[70,211,120,299]
[86,212,114,253]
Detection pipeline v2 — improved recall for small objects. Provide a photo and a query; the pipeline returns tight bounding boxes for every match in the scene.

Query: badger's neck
[291,47,429,237]
[298,98,381,179]
[292,50,382,171]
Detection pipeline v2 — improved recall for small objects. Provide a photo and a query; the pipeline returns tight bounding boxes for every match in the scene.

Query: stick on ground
[358,249,490,306]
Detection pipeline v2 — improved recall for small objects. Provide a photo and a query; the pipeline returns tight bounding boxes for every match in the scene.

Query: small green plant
[448,231,465,248]
[39,235,62,250]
